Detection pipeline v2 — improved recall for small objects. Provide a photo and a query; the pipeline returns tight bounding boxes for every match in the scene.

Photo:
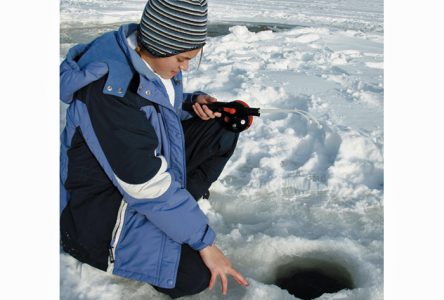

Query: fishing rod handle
[181,100,258,133]
[182,101,226,113]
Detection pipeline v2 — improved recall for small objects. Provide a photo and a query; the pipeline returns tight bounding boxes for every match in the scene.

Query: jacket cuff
[191,91,208,102]
[188,225,216,251]
[180,91,208,121]
[183,91,207,104]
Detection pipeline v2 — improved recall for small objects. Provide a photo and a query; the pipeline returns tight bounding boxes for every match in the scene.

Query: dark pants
[153,117,239,299]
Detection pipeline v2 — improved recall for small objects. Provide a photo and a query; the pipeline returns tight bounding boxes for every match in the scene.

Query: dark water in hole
[276,269,354,299]
[274,257,355,299]
[60,21,301,45]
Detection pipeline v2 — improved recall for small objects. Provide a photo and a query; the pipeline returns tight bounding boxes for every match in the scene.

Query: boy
[60,0,248,298]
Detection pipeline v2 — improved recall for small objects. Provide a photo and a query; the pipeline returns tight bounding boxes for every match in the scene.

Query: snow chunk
[365,62,384,69]
[328,132,383,190]
[294,33,321,43]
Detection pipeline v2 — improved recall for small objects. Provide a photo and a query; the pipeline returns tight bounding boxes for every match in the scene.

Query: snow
[60,0,383,299]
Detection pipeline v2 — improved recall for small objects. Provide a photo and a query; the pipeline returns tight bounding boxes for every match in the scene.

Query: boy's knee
[160,267,210,298]
[179,253,211,296]
[186,267,211,295]
[155,244,211,298]
[219,129,239,155]
[208,119,240,155]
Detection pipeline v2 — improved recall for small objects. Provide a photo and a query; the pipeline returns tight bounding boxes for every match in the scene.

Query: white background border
[1,0,59,298]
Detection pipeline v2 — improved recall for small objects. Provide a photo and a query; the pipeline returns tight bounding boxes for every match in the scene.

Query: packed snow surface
[60,0,383,299]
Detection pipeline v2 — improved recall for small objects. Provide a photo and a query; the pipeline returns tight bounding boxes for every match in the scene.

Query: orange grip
[223,107,237,115]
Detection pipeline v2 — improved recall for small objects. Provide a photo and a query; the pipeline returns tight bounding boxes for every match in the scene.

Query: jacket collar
[126,27,184,110]
[75,23,183,108]
[75,23,167,99]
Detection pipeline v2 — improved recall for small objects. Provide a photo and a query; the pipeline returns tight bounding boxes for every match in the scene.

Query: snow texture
[60,0,383,299]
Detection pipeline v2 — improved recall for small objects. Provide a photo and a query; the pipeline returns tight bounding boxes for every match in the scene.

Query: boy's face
[144,48,201,79]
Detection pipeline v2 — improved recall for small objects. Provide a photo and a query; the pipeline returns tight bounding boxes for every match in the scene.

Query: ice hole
[273,257,355,299]
[207,22,301,37]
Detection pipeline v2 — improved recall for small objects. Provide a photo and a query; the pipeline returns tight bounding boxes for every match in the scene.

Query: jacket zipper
[178,114,187,188]
[155,233,167,282]
[108,200,128,272]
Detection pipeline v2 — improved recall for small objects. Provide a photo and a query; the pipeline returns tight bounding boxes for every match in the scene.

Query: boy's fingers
[202,105,216,119]
[193,103,209,120]
[232,274,247,286]
[193,103,219,120]
[220,273,228,295]
[196,104,208,119]
[230,268,249,286]
[209,273,217,290]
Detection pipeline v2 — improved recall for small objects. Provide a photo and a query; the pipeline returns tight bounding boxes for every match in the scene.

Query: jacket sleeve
[180,91,208,121]
[60,43,108,104]
[77,77,215,251]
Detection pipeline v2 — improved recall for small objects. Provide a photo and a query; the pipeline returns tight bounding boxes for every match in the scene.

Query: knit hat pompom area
[138,0,208,57]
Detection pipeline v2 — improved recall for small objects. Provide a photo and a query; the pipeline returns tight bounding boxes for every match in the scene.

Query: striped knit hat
[137,0,208,57]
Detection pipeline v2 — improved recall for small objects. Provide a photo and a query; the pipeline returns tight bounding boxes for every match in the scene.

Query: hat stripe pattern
[145,1,206,37]
[156,0,208,19]
[138,0,208,57]
[143,9,204,36]
[139,25,192,50]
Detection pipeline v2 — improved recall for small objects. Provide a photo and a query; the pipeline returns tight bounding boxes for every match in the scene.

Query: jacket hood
[60,24,183,104]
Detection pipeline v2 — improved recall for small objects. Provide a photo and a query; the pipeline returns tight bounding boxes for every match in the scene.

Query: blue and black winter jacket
[60,24,215,288]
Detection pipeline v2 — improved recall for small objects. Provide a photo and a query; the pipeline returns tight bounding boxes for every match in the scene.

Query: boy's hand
[193,95,222,120]
[199,244,249,295]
